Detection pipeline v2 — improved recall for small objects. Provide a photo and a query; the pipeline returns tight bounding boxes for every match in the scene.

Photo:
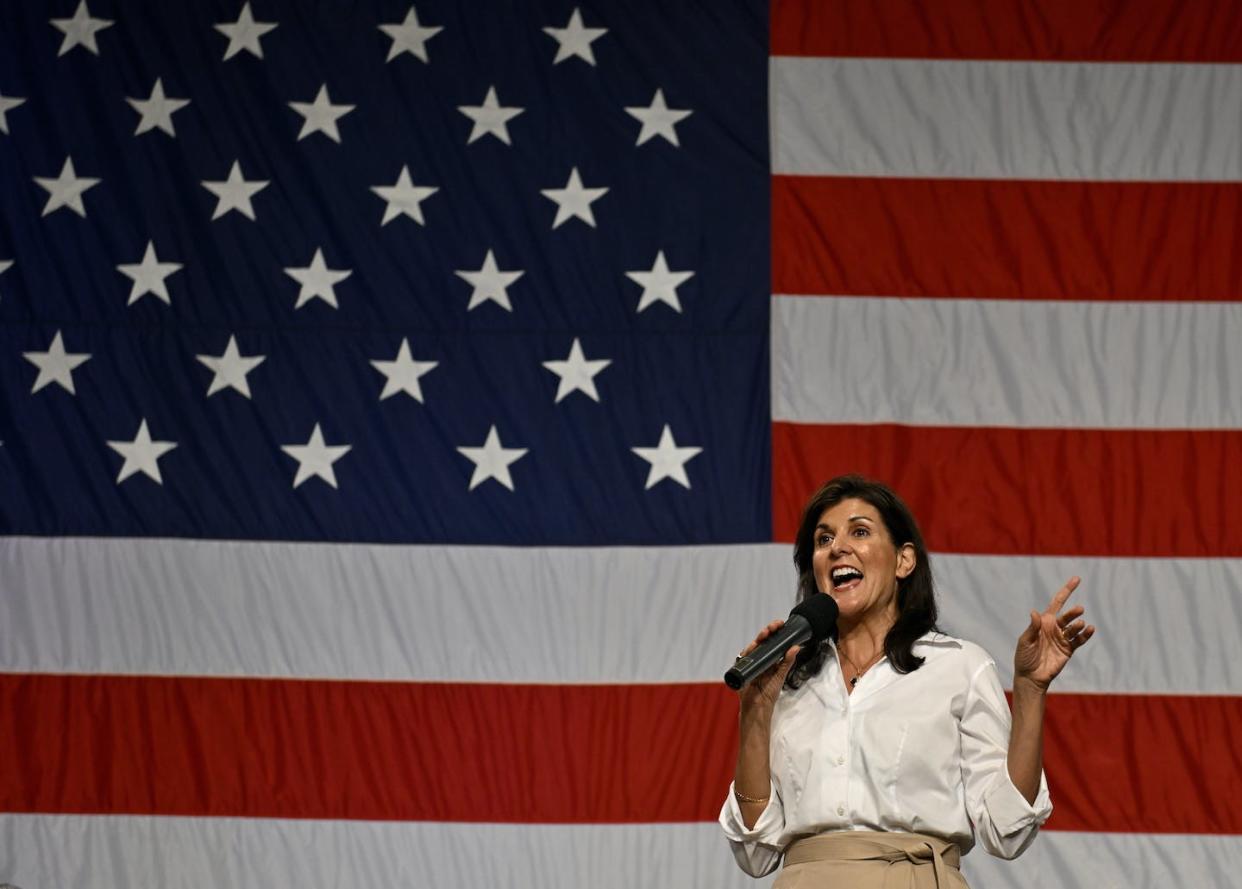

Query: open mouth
[831,566,864,592]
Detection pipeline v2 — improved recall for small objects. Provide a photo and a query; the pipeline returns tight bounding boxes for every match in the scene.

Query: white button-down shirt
[719,632,1052,877]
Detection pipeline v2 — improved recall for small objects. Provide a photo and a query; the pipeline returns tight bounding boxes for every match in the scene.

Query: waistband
[784,831,961,888]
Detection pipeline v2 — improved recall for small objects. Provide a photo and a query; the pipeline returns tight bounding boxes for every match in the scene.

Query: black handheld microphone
[724,594,839,690]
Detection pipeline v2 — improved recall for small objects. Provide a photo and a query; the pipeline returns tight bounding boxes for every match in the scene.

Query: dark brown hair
[788,474,938,687]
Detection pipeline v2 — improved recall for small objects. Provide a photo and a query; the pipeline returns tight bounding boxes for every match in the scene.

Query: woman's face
[811,497,915,625]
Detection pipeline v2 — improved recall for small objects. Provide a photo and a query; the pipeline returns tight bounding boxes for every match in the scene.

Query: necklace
[839,646,885,687]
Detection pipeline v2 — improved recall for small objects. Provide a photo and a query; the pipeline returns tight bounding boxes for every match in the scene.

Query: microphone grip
[724,616,812,690]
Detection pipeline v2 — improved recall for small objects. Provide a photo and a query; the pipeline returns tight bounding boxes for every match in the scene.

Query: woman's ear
[895,542,916,580]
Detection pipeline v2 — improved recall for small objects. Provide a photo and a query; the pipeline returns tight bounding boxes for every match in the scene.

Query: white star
[626,250,695,313]
[281,423,351,489]
[126,78,190,137]
[631,424,703,490]
[195,335,266,398]
[215,2,277,61]
[50,0,113,57]
[625,89,692,147]
[455,250,524,311]
[22,330,90,395]
[116,241,183,305]
[457,425,528,492]
[457,86,524,145]
[288,84,355,143]
[541,167,608,229]
[284,247,351,309]
[107,419,177,485]
[371,165,438,226]
[543,8,607,66]
[33,156,100,218]
[0,91,26,135]
[370,338,438,402]
[0,259,12,296]
[202,160,269,221]
[379,4,442,63]
[542,338,611,403]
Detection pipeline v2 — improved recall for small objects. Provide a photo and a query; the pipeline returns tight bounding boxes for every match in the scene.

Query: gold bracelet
[734,787,770,805]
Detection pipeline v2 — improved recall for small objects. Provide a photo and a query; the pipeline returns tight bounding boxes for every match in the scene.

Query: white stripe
[0,815,767,889]
[933,553,1242,695]
[772,57,1242,181]
[2,537,1240,694]
[962,829,1242,889]
[2,815,1239,889]
[772,295,1242,429]
[0,535,796,684]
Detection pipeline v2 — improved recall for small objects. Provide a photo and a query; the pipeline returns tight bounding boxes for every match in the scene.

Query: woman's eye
[816,534,832,546]
[853,527,869,537]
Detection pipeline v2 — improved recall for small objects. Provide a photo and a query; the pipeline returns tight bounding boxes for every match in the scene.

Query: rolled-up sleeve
[718,779,786,877]
[958,661,1053,859]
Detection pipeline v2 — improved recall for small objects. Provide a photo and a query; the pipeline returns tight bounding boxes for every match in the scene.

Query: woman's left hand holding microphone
[732,619,801,828]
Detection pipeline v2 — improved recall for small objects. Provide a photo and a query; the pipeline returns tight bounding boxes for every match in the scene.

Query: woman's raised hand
[737,619,801,714]
[1013,576,1096,692]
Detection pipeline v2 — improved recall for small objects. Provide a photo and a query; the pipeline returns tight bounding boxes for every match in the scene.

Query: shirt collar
[804,630,961,706]
[913,629,963,648]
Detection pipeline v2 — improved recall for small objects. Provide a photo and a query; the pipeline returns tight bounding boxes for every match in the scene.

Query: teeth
[832,567,862,582]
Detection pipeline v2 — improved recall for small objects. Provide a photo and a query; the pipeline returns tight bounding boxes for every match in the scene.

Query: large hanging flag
[1,1,1238,887]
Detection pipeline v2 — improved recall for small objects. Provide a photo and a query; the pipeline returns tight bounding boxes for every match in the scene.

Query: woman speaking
[720,475,1095,887]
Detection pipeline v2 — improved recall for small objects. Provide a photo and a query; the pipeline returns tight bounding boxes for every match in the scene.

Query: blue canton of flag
[0,0,770,546]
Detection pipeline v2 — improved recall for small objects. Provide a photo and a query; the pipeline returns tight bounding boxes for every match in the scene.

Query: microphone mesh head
[790,594,839,645]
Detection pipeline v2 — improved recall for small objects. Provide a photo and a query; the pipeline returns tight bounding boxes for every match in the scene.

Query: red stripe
[771,0,1242,62]
[772,423,1242,557]
[2,673,1239,834]
[0,675,736,823]
[772,176,1242,302]
[1037,691,1242,835]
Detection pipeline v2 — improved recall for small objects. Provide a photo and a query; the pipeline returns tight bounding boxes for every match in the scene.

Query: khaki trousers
[773,831,969,889]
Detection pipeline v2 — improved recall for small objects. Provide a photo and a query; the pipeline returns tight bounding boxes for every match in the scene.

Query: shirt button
[836,756,844,765]
[837,805,845,816]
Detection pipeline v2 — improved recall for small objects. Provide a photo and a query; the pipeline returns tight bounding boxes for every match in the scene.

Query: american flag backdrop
[1,0,1240,886]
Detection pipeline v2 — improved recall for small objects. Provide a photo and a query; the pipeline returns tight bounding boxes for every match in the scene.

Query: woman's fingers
[739,619,786,658]
[752,619,786,646]
[755,619,784,642]
[1072,626,1097,647]
[1047,575,1081,613]
[771,645,801,680]
[1021,609,1041,642]
[1056,604,1085,625]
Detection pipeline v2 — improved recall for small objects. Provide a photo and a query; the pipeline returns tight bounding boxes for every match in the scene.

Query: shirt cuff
[718,780,782,841]
[983,768,1053,836]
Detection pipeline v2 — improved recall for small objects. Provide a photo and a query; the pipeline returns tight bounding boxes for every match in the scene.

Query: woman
[720,475,1095,887]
